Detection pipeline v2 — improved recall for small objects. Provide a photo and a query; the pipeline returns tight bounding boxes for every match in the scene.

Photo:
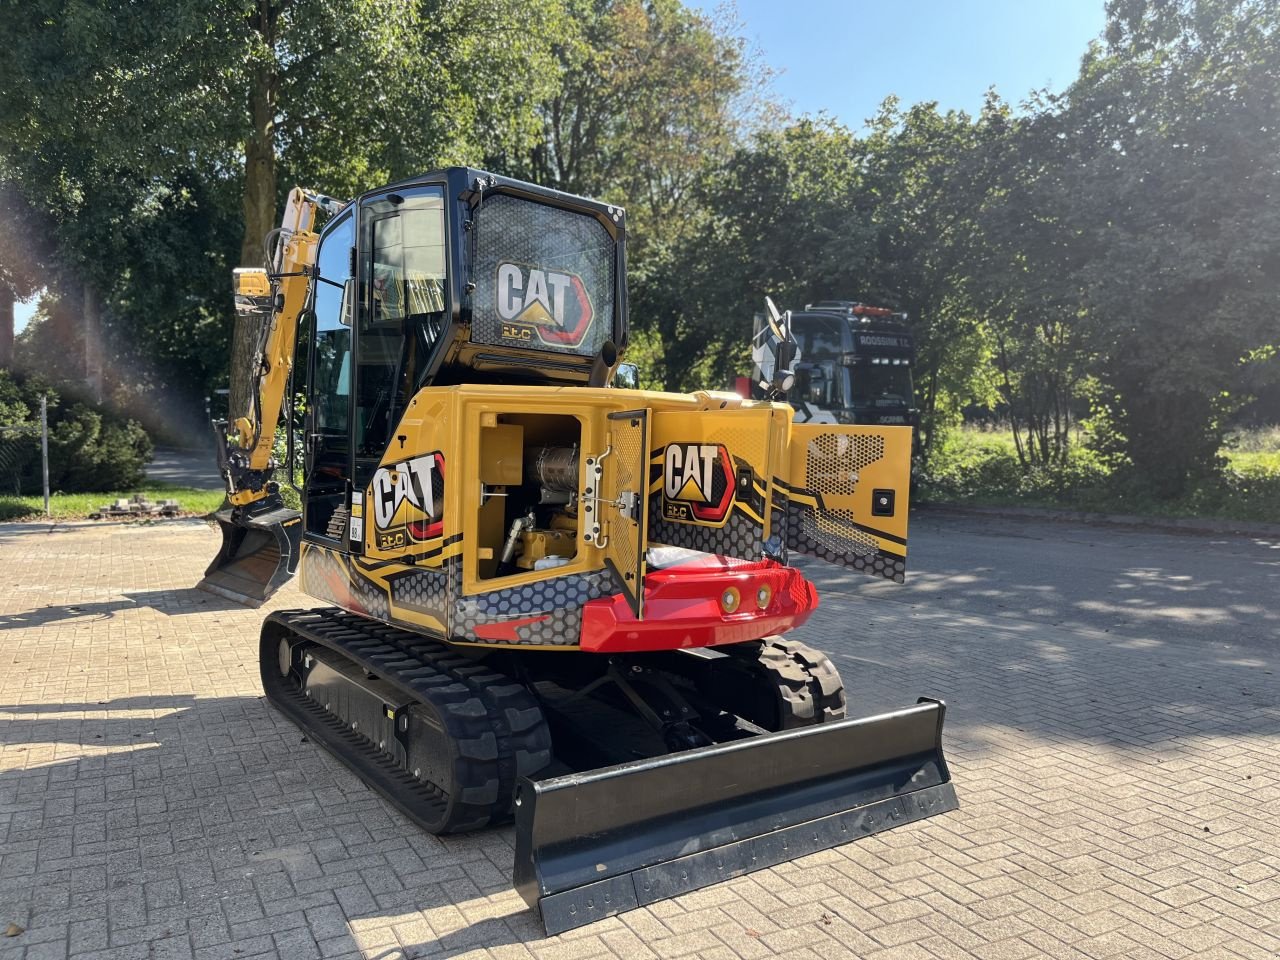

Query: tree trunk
[239,63,278,269]
[229,48,279,433]
[0,287,13,368]
[83,282,102,402]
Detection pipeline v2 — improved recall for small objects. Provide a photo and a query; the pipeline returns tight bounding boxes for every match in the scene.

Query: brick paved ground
[0,518,1277,960]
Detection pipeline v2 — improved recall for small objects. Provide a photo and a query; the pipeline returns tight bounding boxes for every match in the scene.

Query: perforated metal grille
[609,414,646,600]
[717,428,768,477]
[471,194,615,357]
[798,508,879,557]
[783,505,906,583]
[805,433,884,496]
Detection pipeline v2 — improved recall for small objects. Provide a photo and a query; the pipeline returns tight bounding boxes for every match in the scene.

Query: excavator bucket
[198,496,303,606]
[514,699,956,934]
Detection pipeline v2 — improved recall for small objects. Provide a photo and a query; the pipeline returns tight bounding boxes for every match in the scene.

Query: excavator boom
[199,188,344,604]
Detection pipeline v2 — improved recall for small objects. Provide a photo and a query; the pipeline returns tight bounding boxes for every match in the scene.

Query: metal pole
[40,395,50,516]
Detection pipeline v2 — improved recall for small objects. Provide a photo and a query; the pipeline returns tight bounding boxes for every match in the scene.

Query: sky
[15,296,40,334]
[12,1,1106,335]
[690,0,1107,128]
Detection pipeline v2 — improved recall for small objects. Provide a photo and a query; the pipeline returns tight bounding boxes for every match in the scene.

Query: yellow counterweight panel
[780,423,912,582]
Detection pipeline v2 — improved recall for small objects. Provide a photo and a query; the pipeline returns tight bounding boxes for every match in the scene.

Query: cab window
[356,187,448,476]
[804,317,845,361]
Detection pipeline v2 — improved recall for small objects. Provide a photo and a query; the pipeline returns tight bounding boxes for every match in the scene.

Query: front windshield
[850,366,913,407]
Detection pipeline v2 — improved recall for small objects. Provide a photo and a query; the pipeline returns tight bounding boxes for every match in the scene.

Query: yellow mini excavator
[199,169,956,934]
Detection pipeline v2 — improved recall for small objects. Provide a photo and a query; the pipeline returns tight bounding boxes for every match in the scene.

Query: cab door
[352,185,450,515]
[303,209,356,545]
[603,410,650,618]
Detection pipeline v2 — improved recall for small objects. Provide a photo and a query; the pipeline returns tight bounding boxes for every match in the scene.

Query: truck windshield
[850,366,913,407]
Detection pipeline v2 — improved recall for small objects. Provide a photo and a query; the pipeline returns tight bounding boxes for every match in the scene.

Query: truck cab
[785,300,917,427]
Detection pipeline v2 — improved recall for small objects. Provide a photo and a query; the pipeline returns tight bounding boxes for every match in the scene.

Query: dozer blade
[197,495,303,606]
[514,699,956,934]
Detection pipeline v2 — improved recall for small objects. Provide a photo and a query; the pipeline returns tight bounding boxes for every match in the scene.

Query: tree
[855,99,1001,455]
[632,117,874,389]
[0,183,53,369]
[960,95,1094,468]
[0,0,563,428]
[507,0,759,255]
[1057,0,1280,494]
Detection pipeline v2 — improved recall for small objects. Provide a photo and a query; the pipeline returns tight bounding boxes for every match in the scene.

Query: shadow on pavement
[0,588,251,630]
[2,514,1278,957]
[0,694,550,960]
[884,514,1280,649]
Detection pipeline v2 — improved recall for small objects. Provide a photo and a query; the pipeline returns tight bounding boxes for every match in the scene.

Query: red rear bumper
[579,556,819,653]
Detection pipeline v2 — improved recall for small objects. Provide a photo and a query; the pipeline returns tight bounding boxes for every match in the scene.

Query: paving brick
[1,520,1277,960]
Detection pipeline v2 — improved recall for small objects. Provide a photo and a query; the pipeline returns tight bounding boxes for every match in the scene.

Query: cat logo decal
[370,452,445,547]
[661,443,734,524]
[496,262,594,347]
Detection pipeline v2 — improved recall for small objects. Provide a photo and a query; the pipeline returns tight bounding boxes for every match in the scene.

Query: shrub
[916,431,1023,500]
[0,370,154,494]
[918,423,1280,522]
[919,427,1109,504]
[47,404,154,491]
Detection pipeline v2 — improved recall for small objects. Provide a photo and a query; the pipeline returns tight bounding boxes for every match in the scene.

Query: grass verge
[0,486,226,521]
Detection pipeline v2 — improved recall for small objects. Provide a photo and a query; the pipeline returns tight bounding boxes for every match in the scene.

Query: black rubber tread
[776,637,847,724]
[261,608,552,834]
[728,637,847,729]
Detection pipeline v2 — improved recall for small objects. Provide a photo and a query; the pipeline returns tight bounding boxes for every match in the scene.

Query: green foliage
[1057,0,1280,495]
[917,429,1108,502]
[0,370,153,495]
[0,487,225,521]
[506,0,760,253]
[1,0,1276,522]
[45,403,153,492]
[0,0,566,418]
[1226,425,1280,456]
[919,426,1280,524]
[634,117,875,390]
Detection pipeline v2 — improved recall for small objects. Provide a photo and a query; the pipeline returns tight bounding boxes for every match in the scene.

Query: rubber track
[262,608,551,834]
[748,637,848,728]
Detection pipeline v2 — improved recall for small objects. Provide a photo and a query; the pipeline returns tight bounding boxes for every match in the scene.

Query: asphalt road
[801,508,1280,651]
[144,446,223,489]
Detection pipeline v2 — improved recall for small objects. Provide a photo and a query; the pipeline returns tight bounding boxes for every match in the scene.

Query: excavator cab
[201,171,626,603]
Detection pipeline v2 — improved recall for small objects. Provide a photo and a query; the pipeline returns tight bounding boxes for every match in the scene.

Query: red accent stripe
[472,615,551,643]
